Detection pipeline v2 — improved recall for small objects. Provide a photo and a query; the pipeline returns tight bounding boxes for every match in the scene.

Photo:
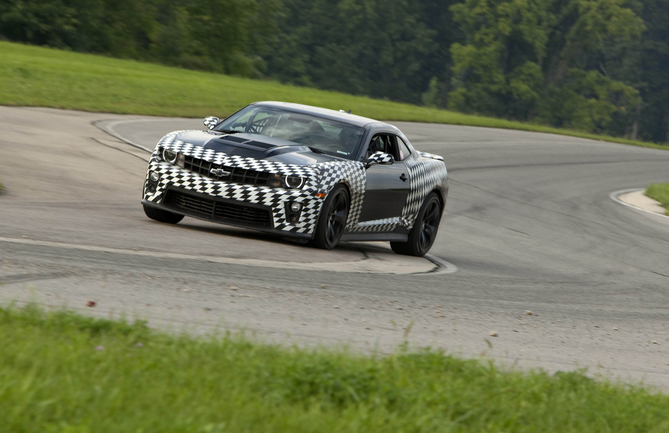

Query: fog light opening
[290,202,303,213]
[285,201,303,224]
[149,171,160,182]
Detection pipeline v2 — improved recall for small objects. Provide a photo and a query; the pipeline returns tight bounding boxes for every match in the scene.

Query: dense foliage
[1,0,667,143]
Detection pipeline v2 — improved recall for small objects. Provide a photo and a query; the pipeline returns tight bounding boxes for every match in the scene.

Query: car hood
[171,130,346,165]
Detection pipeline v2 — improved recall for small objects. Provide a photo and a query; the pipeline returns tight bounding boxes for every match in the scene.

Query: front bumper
[143,159,325,237]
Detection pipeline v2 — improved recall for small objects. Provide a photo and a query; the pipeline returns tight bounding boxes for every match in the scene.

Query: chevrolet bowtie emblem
[210,168,231,177]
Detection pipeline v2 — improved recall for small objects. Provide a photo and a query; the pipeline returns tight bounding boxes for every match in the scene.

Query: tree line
[1,0,667,143]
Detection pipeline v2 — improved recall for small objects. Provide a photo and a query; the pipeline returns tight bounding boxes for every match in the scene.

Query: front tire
[312,184,350,249]
[391,192,442,257]
[143,203,184,224]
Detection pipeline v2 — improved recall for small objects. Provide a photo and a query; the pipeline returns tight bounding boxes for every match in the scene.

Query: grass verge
[2,304,669,432]
[1,41,667,151]
[646,182,669,215]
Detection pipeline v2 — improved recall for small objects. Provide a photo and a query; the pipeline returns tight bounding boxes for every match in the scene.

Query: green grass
[646,182,669,215]
[1,41,667,151]
[2,304,669,432]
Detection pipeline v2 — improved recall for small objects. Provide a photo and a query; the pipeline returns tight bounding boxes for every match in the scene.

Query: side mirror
[365,151,395,169]
[204,116,220,130]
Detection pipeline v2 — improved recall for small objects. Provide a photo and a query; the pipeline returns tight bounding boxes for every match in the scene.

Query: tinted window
[366,134,410,162]
[396,136,411,161]
[366,134,394,157]
[216,106,364,160]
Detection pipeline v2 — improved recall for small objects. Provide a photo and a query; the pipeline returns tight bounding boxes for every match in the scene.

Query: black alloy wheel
[143,203,185,224]
[312,184,350,249]
[418,197,440,251]
[391,192,442,257]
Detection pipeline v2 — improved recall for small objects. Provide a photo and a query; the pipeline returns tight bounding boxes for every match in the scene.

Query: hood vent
[222,135,275,149]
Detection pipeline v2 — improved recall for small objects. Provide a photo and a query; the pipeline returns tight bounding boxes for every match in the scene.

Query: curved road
[1,106,669,388]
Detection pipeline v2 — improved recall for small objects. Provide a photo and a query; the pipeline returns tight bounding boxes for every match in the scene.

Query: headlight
[160,148,184,167]
[267,174,306,189]
[163,148,178,164]
[283,175,304,189]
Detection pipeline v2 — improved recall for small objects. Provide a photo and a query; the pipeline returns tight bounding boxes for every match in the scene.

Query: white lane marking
[423,254,459,275]
[610,189,669,220]
[346,242,458,275]
[0,237,450,275]
[90,137,149,162]
[93,119,154,153]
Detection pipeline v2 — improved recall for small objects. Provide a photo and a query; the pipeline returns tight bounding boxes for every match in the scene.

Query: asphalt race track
[2,106,669,388]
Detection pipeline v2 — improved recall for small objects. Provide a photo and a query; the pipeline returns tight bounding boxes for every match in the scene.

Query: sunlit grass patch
[646,182,669,215]
[1,303,669,432]
[0,41,667,151]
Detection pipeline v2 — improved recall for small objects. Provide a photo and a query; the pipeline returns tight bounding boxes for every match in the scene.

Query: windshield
[215,106,365,160]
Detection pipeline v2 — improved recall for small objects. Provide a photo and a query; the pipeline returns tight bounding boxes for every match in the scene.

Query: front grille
[164,189,272,227]
[169,191,214,215]
[184,155,273,187]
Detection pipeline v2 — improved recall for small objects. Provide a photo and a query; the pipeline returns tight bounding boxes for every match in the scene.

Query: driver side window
[366,134,404,161]
[367,134,392,157]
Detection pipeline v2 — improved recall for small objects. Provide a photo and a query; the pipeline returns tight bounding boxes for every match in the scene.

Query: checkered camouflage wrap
[347,151,447,233]
[203,117,220,130]
[368,151,395,165]
[404,159,447,220]
[417,151,444,161]
[143,131,446,238]
[144,131,366,235]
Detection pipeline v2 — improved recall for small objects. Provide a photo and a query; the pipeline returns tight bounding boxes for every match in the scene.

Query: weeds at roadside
[646,182,669,215]
[2,303,669,432]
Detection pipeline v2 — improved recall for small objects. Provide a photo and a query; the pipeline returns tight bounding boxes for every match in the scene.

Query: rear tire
[143,203,184,224]
[390,192,441,257]
[311,184,350,250]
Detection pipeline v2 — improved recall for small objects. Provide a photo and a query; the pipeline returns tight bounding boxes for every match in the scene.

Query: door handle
[399,173,407,182]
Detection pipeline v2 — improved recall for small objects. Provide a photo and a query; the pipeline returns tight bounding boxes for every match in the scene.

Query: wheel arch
[328,178,352,200]
[337,180,352,198]
[311,182,351,249]
[430,187,446,212]
[317,181,352,218]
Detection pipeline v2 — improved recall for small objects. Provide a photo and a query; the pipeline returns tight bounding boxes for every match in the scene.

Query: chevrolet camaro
[141,102,448,256]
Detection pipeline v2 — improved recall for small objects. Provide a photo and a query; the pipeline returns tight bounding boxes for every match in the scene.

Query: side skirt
[341,233,408,242]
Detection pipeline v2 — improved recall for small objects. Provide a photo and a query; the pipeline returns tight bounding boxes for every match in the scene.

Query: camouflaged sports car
[142,102,448,256]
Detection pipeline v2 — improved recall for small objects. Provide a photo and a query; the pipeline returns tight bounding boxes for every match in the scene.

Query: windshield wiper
[308,146,325,154]
[217,129,241,134]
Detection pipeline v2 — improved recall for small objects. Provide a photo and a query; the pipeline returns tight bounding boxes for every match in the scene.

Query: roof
[251,101,384,128]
